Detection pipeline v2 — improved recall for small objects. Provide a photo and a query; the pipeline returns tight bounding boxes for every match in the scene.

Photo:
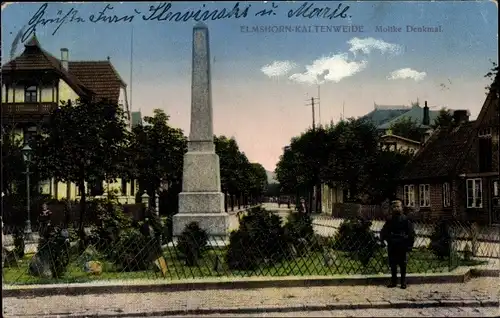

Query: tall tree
[1,128,25,196]
[248,162,268,203]
[388,117,423,142]
[32,100,129,238]
[128,109,187,204]
[431,108,454,129]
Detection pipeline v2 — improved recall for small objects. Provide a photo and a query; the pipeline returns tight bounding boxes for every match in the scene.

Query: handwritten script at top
[21,2,351,42]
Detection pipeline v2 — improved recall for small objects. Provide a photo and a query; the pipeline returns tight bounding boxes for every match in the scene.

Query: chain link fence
[2,207,497,285]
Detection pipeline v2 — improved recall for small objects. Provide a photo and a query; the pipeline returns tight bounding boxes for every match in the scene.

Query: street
[3,277,499,317]
[158,307,499,317]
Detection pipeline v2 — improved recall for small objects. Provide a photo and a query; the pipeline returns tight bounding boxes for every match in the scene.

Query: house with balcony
[1,35,137,204]
[398,81,499,225]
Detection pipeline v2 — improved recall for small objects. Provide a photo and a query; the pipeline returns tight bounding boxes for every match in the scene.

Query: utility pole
[306,97,318,130]
[317,85,321,126]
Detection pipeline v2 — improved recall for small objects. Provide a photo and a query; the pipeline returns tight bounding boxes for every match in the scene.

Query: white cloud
[348,37,403,56]
[261,60,297,78]
[289,53,367,85]
[387,68,427,82]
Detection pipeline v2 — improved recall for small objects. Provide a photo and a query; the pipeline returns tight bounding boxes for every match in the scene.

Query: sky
[1,1,498,171]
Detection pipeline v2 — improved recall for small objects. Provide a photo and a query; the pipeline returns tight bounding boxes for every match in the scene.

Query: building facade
[1,35,137,203]
[398,84,499,225]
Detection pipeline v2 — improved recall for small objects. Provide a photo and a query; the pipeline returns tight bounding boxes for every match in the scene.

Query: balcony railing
[1,102,57,116]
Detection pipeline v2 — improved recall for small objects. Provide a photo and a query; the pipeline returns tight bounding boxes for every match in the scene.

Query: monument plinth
[173,23,229,237]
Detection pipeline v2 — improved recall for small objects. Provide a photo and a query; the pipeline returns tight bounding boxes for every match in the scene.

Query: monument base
[172,212,229,237]
[178,192,224,214]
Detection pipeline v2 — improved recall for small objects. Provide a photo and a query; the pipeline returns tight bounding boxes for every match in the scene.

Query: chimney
[60,48,69,71]
[453,110,470,124]
[422,101,430,126]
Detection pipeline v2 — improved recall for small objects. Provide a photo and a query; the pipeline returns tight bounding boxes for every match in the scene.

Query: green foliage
[13,227,25,258]
[177,222,208,266]
[431,108,454,129]
[128,109,187,196]
[37,226,71,278]
[31,99,130,236]
[225,207,287,270]
[388,117,423,142]
[429,220,452,259]
[363,150,412,203]
[485,60,498,97]
[106,227,152,271]
[88,198,132,252]
[276,119,398,204]
[284,212,314,255]
[215,136,267,208]
[333,218,381,266]
[0,128,25,196]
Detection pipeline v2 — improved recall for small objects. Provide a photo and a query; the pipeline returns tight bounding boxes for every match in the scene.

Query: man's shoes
[387,282,397,288]
[400,283,407,289]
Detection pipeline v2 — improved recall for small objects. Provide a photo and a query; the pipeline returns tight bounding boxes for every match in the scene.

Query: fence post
[471,222,478,257]
[141,191,149,209]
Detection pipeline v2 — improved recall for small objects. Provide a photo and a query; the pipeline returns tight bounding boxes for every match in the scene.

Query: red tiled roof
[400,122,476,180]
[1,35,126,104]
[68,61,125,104]
[2,35,91,98]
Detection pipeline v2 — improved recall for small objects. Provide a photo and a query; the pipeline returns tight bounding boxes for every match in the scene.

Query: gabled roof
[68,61,125,104]
[2,35,91,99]
[380,134,421,145]
[378,105,440,130]
[399,122,475,180]
[1,35,126,104]
[360,105,410,127]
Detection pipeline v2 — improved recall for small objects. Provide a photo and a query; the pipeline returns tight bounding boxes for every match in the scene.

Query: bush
[88,198,131,252]
[333,217,381,266]
[429,220,451,259]
[13,227,25,258]
[107,227,152,271]
[177,222,208,266]
[225,206,287,270]
[284,212,314,255]
[37,225,71,278]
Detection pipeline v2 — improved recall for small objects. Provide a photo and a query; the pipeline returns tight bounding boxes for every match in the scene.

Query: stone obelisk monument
[173,23,229,238]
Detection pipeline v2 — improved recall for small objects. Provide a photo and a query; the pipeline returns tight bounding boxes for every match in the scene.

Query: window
[493,180,499,207]
[24,85,37,102]
[419,184,430,207]
[130,179,136,197]
[443,182,451,207]
[478,128,492,137]
[478,137,493,172]
[121,179,127,196]
[466,179,482,208]
[403,185,415,207]
[90,179,104,196]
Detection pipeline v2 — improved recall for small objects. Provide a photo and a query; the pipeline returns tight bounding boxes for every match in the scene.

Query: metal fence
[2,209,498,285]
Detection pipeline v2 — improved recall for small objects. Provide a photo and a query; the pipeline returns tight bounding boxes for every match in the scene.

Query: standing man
[380,198,415,289]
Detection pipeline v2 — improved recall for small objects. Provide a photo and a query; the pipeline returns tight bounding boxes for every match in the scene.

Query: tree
[431,108,454,129]
[388,117,423,142]
[128,109,187,206]
[248,163,268,203]
[485,60,499,98]
[1,127,25,196]
[31,99,130,238]
[214,136,248,211]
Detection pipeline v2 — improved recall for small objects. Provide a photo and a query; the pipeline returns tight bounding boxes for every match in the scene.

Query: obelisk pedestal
[173,23,229,238]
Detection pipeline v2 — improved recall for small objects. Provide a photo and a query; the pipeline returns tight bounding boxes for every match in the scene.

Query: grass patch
[2,247,486,285]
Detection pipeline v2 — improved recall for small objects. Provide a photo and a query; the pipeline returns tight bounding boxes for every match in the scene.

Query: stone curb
[2,268,474,298]
[45,299,500,318]
[3,267,497,298]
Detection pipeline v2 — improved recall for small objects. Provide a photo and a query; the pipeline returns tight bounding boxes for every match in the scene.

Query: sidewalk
[3,277,498,317]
